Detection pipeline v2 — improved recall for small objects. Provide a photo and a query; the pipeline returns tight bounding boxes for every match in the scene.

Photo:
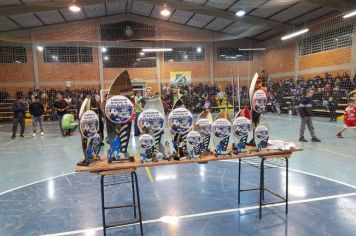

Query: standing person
[298,89,321,142]
[328,96,337,122]
[275,91,282,115]
[11,95,26,139]
[29,96,45,137]
[94,94,105,142]
[336,99,356,138]
[53,93,69,136]
[134,91,143,136]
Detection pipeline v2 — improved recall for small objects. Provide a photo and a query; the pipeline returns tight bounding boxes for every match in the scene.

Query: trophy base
[141,158,153,163]
[214,151,231,158]
[109,155,135,163]
[200,149,213,156]
[233,150,251,155]
[174,156,188,161]
[76,157,101,166]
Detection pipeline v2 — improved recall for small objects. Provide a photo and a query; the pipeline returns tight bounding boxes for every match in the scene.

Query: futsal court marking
[1,164,356,235]
[221,160,356,189]
[263,114,344,127]
[1,158,356,198]
[268,135,356,159]
[0,172,76,197]
[39,192,356,236]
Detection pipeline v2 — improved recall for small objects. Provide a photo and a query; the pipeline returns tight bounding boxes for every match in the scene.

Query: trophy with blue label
[255,125,269,151]
[138,108,166,162]
[138,134,155,163]
[105,95,134,163]
[78,109,102,166]
[232,117,251,154]
[186,131,202,159]
[168,107,193,160]
[212,118,232,157]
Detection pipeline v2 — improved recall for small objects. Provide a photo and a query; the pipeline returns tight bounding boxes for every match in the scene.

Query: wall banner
[170,71,192,86]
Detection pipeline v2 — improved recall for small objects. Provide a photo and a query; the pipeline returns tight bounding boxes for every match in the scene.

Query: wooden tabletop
[75,147,302,173]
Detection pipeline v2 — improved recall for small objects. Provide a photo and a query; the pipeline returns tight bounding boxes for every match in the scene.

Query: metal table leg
[100,171,144,236]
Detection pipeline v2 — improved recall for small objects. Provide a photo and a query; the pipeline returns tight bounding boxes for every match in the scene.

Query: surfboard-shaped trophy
[138,134,155,163]
[186,131,202,159]
[249,72,268,145]
[232,117,251,154]
[212,109,232,157]
[255,125,269,151]
[77,98,103,166]
[138,108,166,162]
[143,95,174,160]
[105,71,134,163]
[168,107,193,160]
[194,110,213,155]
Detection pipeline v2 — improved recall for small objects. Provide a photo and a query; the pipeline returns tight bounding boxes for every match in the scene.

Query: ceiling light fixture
[160,4,171,17]
[69,4,81,12]
[281,28,309,40]
[239,48,266,51]
[236,9,246,17]
[37,46,43,52]
[101,47,107,53]
[104,56,109,61]
[343,10,356,18]
[197,47,202,53]
[139,52,145,56]
[142,48,172,52]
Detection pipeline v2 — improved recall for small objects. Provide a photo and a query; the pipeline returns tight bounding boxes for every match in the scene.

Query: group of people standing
[298,88,356,141]
[11,93,70,138]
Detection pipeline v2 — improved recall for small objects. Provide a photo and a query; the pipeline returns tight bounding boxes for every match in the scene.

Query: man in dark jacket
[53,93,69,136]
[299,89,321,142]
[11,95,26,139]
[29,96,45,137]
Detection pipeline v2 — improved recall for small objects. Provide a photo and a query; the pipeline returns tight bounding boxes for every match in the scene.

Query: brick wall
[262,44,295,74]
[37,48,100,86]
[0,45,35,95]
[299,46,351,70]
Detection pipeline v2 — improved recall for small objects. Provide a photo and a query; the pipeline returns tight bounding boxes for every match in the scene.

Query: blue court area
[0,114,356,236]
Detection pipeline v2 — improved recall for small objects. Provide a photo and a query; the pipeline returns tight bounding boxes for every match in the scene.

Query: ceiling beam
[0,0,294,31]
[300,0,356,10]
[140,0,293,30]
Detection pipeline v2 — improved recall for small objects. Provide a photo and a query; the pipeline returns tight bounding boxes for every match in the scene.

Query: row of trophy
[77,71,271,166]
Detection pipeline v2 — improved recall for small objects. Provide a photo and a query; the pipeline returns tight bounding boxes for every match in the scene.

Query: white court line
[40,192,356,236]
[220,159,356,189]
[263,115,344,127]
[0,172,76,196]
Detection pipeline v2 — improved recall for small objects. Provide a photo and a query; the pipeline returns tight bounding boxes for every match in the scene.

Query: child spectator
[337,99,356,138]
[328,96,338,122]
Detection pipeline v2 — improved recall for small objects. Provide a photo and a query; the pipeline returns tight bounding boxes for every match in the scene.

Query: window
[164,47,205,62]
[43,46,93,63]
[217,48,253,61]
[299,26,352,56]
[0,46,26,63]
[103,48,156,68]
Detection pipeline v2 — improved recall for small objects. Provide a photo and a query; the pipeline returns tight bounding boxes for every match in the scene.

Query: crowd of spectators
[267,72,356,114]
[1,72,355,119]
[160,83,250,114]
[0,88,99,121]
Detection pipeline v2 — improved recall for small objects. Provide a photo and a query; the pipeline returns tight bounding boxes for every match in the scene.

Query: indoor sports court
[0,1,356,236]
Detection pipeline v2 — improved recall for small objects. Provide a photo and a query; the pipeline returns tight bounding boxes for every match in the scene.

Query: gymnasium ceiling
[0,0,355,41]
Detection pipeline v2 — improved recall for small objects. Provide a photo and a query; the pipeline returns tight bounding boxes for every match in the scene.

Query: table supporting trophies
[76,71,301,235]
